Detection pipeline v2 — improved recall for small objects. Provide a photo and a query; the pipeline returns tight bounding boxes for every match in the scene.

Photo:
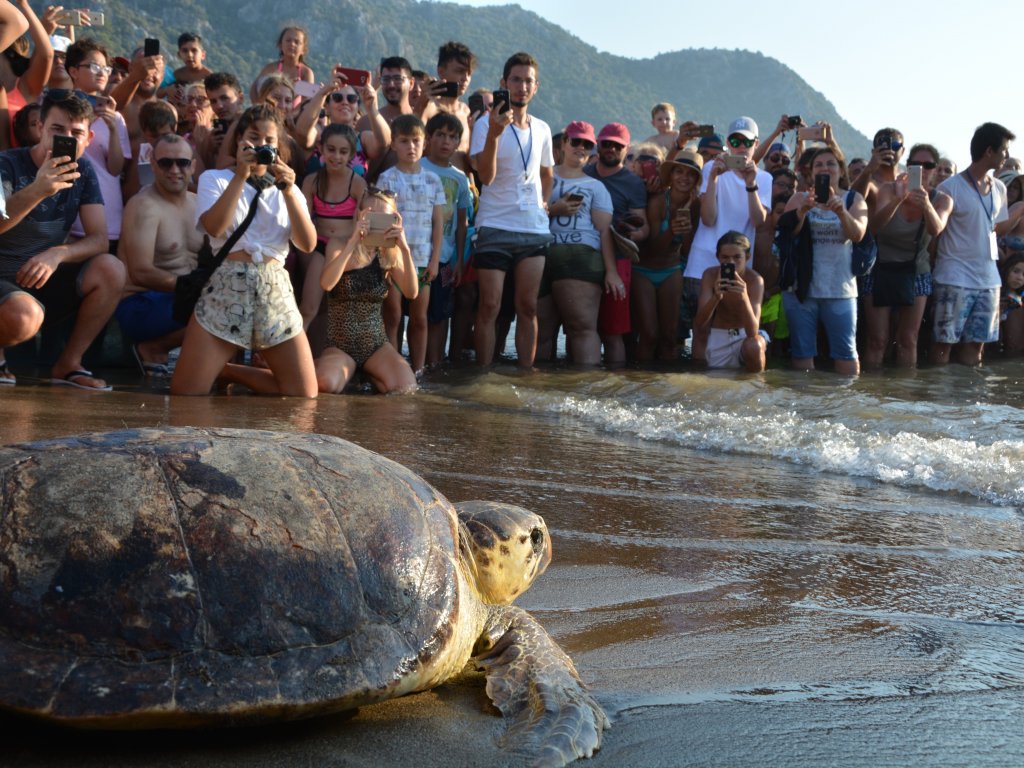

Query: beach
[2,361,1023,767]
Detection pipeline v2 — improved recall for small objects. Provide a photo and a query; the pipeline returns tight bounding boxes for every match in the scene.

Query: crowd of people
[0,6,1020,398]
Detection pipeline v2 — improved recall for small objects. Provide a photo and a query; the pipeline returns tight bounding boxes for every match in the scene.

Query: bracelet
[746,185,759,193]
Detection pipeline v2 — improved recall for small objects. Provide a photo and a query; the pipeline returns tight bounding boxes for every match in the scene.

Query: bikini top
[276,60,308,80]
[312,171,357,220]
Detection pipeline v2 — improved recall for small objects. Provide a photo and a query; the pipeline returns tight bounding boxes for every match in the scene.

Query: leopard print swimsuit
[326,254,390,366]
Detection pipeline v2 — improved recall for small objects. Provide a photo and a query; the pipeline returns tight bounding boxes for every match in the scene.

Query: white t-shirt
[685,165,772,279]
[376,166,446,268]
[548,172,612,252]
[933,173,1007,289]
[195,170,293,264]
[471,112,553,235]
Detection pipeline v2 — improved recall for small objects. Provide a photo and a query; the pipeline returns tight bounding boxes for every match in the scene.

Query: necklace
[964,169,995,226]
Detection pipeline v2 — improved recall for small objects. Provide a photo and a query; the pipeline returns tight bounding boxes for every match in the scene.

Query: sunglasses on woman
[155,157,192,170]
[330,93,359,104]
[728,136,755,148]
[906,160,937,170]
[569,137,594,150]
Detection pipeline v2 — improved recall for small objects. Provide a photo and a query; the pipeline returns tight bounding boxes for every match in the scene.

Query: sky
[451,0,1022,170]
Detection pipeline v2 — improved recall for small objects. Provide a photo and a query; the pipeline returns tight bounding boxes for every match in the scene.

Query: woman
[249,26,314,102]
[539,121,623,365]
[996,170,1024,260]
[294,67,389,177]
[0,1,52,148]
[779,147,868,374]
[217,75,303,173]
[170,105,318,397]
[316,187,419,393]
[637,148,702,361]
[863,144,952,368]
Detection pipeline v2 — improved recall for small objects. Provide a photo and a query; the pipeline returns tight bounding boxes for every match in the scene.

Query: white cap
[50,35,72,53]
[727,116,758,140]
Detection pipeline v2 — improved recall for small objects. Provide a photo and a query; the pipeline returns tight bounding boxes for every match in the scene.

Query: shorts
[863,270,933,297]
[0,261,88,326]
[428,263,455,324]
[783,293,858,361]
[760,292,789,339]
[545,244,606,285]
[931,282,1000,344]
[194,260,303,351]
[472,226,550,272]
[115,290,183,342]
[705,327,768,369]
[598,258,632,336]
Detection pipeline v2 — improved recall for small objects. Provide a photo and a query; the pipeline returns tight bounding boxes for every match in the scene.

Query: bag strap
[210,186,263,269]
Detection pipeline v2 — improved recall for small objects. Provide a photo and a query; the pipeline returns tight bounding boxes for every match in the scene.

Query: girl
[298,123,367,341]
[316,188,419,394]
[170,105,318,397]
[999,254,1024,356]
[250,26,314,102]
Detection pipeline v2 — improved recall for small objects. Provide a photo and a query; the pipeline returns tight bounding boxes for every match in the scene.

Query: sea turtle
[0,428,607,766]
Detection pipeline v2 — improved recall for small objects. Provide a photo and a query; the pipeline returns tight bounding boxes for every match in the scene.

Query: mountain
[87,0,871,157]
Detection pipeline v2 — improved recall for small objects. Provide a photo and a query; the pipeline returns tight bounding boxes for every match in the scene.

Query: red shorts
[598,259,632,336]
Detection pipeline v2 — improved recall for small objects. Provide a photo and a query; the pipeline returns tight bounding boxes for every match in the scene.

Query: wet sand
[2,375,1023,767]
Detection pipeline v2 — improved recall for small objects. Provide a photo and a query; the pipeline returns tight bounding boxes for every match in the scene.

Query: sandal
[0,359,14,386]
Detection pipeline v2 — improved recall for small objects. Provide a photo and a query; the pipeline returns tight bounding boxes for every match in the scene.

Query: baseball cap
[597,123,630,147]
[564,120,597,144]
[50,35,72,54]
[728,116,758,140]
[698,133,724,151]
[767,142,790,156]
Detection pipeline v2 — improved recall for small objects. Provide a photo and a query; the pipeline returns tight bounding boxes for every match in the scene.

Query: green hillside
[76,0,870,156]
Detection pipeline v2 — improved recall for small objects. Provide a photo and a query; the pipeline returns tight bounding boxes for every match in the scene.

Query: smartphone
[787,115,802,128]
[723,154,747,171]
[364,212,399,248]
[213,117,229,134]
[293,80,319,100]
[720,263,736,281]
[565,192,584,203]
[436,81,459,98]
[52,134,78,163]
[638,159,659,182]
[56,9,84,25]
[86,10,104,26]
[798,126,824,142]
[492,89,511,114]
[467,92,487,114]
[335,67,370,87]
[144,38,160,57]
[696,124,715,137]
[814,173,831,204]
[907,164,923,191]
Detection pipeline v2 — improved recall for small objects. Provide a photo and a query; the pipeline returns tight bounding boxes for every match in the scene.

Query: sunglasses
[599,140,625,150]
[728,136,755,148]
[330,92,359,104]
[155,157,191,170]
[907,160,937,169]
[769,153,791,164]
[568,137,595,150]
[635,154,659,163]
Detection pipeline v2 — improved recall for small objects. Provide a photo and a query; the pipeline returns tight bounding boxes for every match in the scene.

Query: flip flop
[50,369,113,391]
[132,344,170,375]
[0,360,14,386]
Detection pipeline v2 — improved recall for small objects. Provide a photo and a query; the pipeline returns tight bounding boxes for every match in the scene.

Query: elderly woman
[635,148,703,362]
[779,146,868,374]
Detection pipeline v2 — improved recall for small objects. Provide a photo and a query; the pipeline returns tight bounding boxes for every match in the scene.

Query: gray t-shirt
[806,206,856,299]
[933,173,1007,289]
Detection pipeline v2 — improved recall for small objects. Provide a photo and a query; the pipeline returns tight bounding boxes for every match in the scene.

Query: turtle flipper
[475,606,608,768]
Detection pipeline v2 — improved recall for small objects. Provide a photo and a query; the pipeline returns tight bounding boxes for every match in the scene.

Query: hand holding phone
[52,135,78,164]
[719,262,737,292]
[723,154,747,171]
[334,66,371,87]
[144,38,160,57]
[491,89,511,114]
[814,173,831,204]
[364,211,400,248]
[798,125,824,142]
[907,165,923,191]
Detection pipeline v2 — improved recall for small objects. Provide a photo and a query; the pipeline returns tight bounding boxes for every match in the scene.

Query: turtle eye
[530,528,543,552]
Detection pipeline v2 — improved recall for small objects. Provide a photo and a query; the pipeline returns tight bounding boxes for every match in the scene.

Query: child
[643,102,678,154]
[173,33,212,87]
[375,114,446,373]
[124,100,178,200]
[999,254,1024,356]
[421,113,472,365]
[316,188,419,394]
[298,124,367,352]
[692,231,767,372]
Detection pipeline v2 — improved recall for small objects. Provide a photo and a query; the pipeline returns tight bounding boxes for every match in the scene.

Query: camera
[787,115,801,129]
[252,145,277,165]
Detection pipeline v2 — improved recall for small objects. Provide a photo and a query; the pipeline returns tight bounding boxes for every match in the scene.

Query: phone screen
[492,89,511,114]
[814,173,831,204]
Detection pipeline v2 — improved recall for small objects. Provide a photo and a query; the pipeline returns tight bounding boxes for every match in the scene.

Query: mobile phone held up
[814,173,831,204]
[364,212,399,248]
[798,125,824,142]
[907,165,923,191]
[52,135,78,164]
[492,89,511,114]
[335,66,370,87]
[436,81,459,98]
[723,154,747,171]
[144,38,160,57]
[720,263,736,281]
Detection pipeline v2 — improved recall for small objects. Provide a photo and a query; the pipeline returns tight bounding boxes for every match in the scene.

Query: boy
[123,100,178,200]
[376,114,446,373]
[643,102,678,154]
[172,33,212,88]
[421,112,472,365]
[692,231,766,372]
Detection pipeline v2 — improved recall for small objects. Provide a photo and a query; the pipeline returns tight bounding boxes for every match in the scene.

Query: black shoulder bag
[172,187,263,326]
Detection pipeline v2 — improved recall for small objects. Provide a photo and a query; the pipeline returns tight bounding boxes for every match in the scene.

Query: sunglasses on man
[568,137,595,151]
[728,136,755,149]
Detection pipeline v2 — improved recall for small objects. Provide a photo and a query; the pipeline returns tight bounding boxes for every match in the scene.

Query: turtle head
[455,501,551,605]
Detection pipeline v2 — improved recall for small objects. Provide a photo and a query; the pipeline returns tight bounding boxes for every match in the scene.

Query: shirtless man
[850,127,904,213]
[115,134,201,373]
[360,56,413,182]
[416,42,476,168]
[110,45,165,159]
[692,230,766,372]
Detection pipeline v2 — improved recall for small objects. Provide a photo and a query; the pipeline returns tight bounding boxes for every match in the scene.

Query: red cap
[564,120,597,143]
[597,122,630,146]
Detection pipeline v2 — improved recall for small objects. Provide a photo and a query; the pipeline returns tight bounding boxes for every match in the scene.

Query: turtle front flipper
[475,605,608,768]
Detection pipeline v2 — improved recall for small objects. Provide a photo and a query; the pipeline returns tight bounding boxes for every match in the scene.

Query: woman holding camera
[171,105,318,397]
[779,147,868,374]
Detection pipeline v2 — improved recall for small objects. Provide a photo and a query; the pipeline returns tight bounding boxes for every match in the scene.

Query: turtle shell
[0,428,463,727]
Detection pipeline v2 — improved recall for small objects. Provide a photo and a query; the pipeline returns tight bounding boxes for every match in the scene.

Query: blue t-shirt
[421,158,472,265]
[583,164,646,219]
[0,147,103,279]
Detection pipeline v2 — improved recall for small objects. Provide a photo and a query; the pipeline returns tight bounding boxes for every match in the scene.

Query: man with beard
[110,44,165,158]
[469,51,553,368]
[584,122,649,366]
[361,55,413,182]
[116,134,201,374]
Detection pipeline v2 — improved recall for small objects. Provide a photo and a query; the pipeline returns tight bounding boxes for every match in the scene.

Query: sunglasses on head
[769,153,790,164]
[728,136,755,148]
[907,160,937,170]
[155,157,191,170]
[635,154,658,163]
[365,185,397,199]
[43,88,91,103]
[330,92,359,104]
[568,137,595,150]
[599,140,625,150]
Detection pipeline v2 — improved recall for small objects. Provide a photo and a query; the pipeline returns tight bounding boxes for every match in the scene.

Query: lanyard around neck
[964,169,994,225]
[510,119,532,177]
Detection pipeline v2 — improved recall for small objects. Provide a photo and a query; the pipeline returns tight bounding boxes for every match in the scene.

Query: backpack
[846,190,876,276]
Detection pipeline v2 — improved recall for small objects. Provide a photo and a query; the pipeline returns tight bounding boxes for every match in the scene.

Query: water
[2,360,1023,765]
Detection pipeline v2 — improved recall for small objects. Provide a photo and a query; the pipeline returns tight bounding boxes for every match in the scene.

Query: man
[110,44,165,158]
[470,51,553,368]
[361,56,414,181]
[762,141,792,173]
[116,134,201,374]
[197,71,244,169]
[417,41,476,160]
[851,127,904,212]
[0,91,125,389]
[696,133,724,166]
[685,116,771,362]
[931,122,1015,366]
[584,122,649,366]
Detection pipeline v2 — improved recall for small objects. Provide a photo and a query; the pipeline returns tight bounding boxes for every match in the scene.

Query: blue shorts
[931,283,1000,344]
[115,290,183,342]
[782,293,858,361]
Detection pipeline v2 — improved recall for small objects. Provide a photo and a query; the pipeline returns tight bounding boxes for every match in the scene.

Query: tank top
[312,170,356,220]
[877,203,933,274]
